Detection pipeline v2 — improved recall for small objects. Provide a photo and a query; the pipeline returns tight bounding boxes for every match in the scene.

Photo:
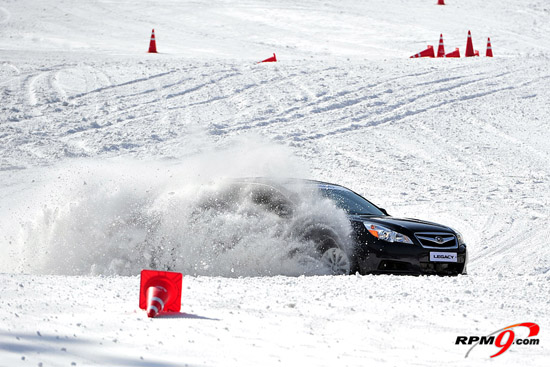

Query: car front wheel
[321,247,351,275]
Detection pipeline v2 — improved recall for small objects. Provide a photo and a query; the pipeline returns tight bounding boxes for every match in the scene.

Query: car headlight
[363,222,413,244]
[454,230,466,245]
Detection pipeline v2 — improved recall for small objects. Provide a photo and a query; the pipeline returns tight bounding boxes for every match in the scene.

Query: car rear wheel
[321,247,351,275]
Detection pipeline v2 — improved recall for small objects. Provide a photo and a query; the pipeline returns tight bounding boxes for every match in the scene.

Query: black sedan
[215,178,467,276]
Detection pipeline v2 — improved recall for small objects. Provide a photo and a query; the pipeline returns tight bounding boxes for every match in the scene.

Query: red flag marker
[445,48,461,58]
[139,270,182,318]
[410,45,435,58]
[258,53,277,63]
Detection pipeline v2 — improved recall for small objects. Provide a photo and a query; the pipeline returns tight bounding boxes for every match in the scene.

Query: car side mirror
[379,208,389,216]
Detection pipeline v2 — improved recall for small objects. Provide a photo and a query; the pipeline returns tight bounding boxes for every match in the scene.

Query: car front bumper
[355,240,468,275]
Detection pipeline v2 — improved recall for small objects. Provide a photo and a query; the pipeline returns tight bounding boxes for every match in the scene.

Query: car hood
[349,215,454,233]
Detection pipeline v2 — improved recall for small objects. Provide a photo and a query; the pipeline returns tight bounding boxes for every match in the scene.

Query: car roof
[225,177,347,190]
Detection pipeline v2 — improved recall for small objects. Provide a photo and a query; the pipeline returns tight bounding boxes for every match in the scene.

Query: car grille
[414,232,458,249]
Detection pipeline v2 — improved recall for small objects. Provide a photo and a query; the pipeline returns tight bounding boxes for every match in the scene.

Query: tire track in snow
[75,65,218,128]
[94,68,232,129]
[0,62,21,78]
[52,70,69,102]
[24,64,78,107]
[26,73,47,106]
[206,67,303,135]
[164,70,242,101]
[161,68,247,114]
[309,69,498,128]
[85,65,113,92]
[67,65,238,146]
[206,64,423,136]
[0,63,22,98]
[227,63,484,139]
[213,65,383,135]
[213,65,467,137]
[0,7,10,24]
[103,65,202,103]
[69,70,178,100]
[290,67,531,142]
[64,68,186,137]
[469,219,549,275]
[298,87,514,142]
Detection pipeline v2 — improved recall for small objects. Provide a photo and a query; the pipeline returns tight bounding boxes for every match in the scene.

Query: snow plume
[1,138,353,276]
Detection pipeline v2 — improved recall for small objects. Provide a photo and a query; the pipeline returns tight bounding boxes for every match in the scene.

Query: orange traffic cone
[146,286,169,318]
[258,53,277,63]
[445,48,460,58]
[437,34,445,57]
[465,30,475,57]
[148,29,157,53]
[410,45,435,58]
[486,37,493,57]
[139,270,182,318]
[437,0,445,5]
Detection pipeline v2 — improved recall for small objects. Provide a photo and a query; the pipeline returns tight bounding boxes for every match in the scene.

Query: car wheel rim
[321,248,350,275]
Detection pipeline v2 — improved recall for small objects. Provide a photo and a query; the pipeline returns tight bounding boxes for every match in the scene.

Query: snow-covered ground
[1,0,549,366]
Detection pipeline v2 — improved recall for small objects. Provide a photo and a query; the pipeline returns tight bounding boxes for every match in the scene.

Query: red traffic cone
[258,53,277,63]
[139,269,182,318]
[148,29,158,53]
[474,50,479,56]
[445,48,460,58]
[465,30,475,57]
[410,45,435,58]
[486,37,493,57]
[437,0,445,5]
[437,34,445,57]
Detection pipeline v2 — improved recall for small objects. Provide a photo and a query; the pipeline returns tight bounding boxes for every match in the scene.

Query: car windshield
[318,185,385,216]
